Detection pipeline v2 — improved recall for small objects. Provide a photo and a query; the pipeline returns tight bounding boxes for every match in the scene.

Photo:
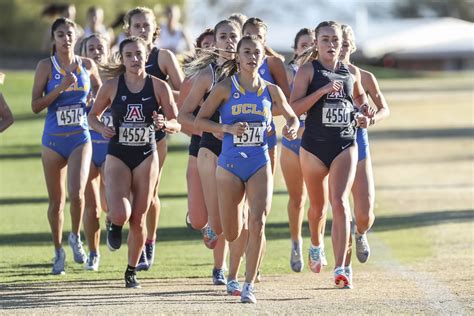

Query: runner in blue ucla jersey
[79,33,111,272]
[195,36,299,304]
[179,20,247,294]
[337,24,389,280]
[242,17,291,175]
[124,6,184,270]
[88,36,180,288]
[281,28,316,273]
[31,18,101,275]
[290,21,370,289]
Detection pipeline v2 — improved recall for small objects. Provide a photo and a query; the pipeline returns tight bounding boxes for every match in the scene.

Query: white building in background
[184,0,474,70]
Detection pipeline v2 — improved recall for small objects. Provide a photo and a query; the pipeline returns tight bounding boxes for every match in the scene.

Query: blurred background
[0,0,473,71]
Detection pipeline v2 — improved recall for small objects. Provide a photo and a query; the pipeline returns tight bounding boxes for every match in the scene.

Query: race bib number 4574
[233,122,266,147]
[56,104,84,126]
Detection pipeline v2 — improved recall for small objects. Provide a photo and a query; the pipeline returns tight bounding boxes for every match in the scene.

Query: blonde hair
[296,21,341,65]
[123,7,160,42]
[341,24,357,54]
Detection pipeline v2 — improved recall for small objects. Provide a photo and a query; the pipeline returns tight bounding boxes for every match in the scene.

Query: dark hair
[296,21,341,65]
[50,17,76,55]
[123,7,160,42]
[289,28,315,65]
[242,17,284,61]
[41,3,71,18]
[184,20,240,78]
[102,36,147,77]
[110,12,126,29]
[87,6,101,17]
[196,28,214,48]
[218,35,265,79]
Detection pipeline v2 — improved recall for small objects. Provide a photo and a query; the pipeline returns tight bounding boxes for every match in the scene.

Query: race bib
[322,105,350,127]
[118,123,152,146]
[101,112,114,128]
[233,122,266,147]
[56,104,84,126]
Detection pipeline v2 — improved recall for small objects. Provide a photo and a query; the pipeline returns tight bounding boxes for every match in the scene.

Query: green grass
[0,70,471,284]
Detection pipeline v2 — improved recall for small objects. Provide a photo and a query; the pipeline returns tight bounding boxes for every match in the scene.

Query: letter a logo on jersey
[327,81,346,99]
[124,104,145,122]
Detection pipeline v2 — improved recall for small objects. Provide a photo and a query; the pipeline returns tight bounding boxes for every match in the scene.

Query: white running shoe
[84,253,100,271]
[355,232,371,263]
[308,245,323,273]
[241,282,257,304]
[52,248,66,275]
[344,265,353,289]
[68,233,86,264]
[334,267,350,289]
[320,246,328,266]
[290,240,303,272]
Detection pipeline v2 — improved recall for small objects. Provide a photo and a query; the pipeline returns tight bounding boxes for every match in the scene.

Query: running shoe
[145,242,156,268]
[106,223,122,251]
[355,232,371,263]
[334,267,350,289]
[308,245,323,273]
[185,212,193,230]
[240,282,256,304]
[68,232,87,264]
[201,225,218,249]
[136,248,150,271]
[125,270,141,289]
[227,279,241,296]
[84,253,100,271]
[290,240,304,272]
[344,265,353,289]
[212,268,227,285]
[321,246,328,266]
[51,248,66,275]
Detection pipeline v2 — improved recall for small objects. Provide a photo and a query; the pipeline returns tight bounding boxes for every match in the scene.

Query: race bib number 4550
[233,122,266,147]
[56,104,84,126]
[322,105,350,127]
[119,123,152,146]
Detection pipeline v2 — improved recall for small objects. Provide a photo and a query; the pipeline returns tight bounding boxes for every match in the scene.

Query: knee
[331,198,350,219]
[68,192,85,208]
[108,209,129,226]
[308,204,327,221]
[48,200,65,216]
[224,230,240,243]
[248,213,265,237]
[189,212,207,231]
[289,196,305,212]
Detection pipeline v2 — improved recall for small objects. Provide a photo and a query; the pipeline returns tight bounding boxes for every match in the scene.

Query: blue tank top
[219,75,272,157]
[44,55,91,134]
[258,57,274,83]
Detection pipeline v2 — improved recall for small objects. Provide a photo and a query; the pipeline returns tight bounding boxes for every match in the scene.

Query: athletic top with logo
[44,55,91,134]
[219,75,272,157]
[109,74,159,149]
[303,60,356,142]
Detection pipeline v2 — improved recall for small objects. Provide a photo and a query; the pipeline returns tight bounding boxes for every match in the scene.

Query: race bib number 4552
[233,122,266,147]
[118,124,152,146]
[56,104,84,126]
[322,106,350,127]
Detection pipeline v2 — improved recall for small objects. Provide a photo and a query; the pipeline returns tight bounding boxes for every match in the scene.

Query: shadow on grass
[0,209,472,246]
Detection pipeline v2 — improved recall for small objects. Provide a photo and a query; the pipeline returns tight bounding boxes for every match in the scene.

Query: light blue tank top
[219,75,272,157]
[44,55,90,134]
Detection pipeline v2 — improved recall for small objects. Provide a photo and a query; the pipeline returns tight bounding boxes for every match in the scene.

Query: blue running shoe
[355,232,371,263]
[308,245,323,273]
[145,242,155,268]
[227,279,241,296]
[84,253,100,271]
[201,225,218,249]
[334,267,350,289]
[51,248,66,275]
[212,268,226,285]
[344,265,353,289]
[136,248,149,271]
[290,240,303,272]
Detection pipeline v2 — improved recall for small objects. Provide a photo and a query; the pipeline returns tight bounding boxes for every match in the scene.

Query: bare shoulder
[80,57,95,70]
[35,58,52,72]
[151,75,171,92]
[359,67,377,85]
[266,82,284,100]
[102,77,119,93]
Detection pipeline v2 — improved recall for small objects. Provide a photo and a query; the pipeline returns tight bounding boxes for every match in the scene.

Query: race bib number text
[322,106,350,127]
[233,122,266,147]
[56,105,84,126]
[118,123,152,146]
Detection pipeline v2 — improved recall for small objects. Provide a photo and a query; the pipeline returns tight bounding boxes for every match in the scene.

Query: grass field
[0,70,473,313]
